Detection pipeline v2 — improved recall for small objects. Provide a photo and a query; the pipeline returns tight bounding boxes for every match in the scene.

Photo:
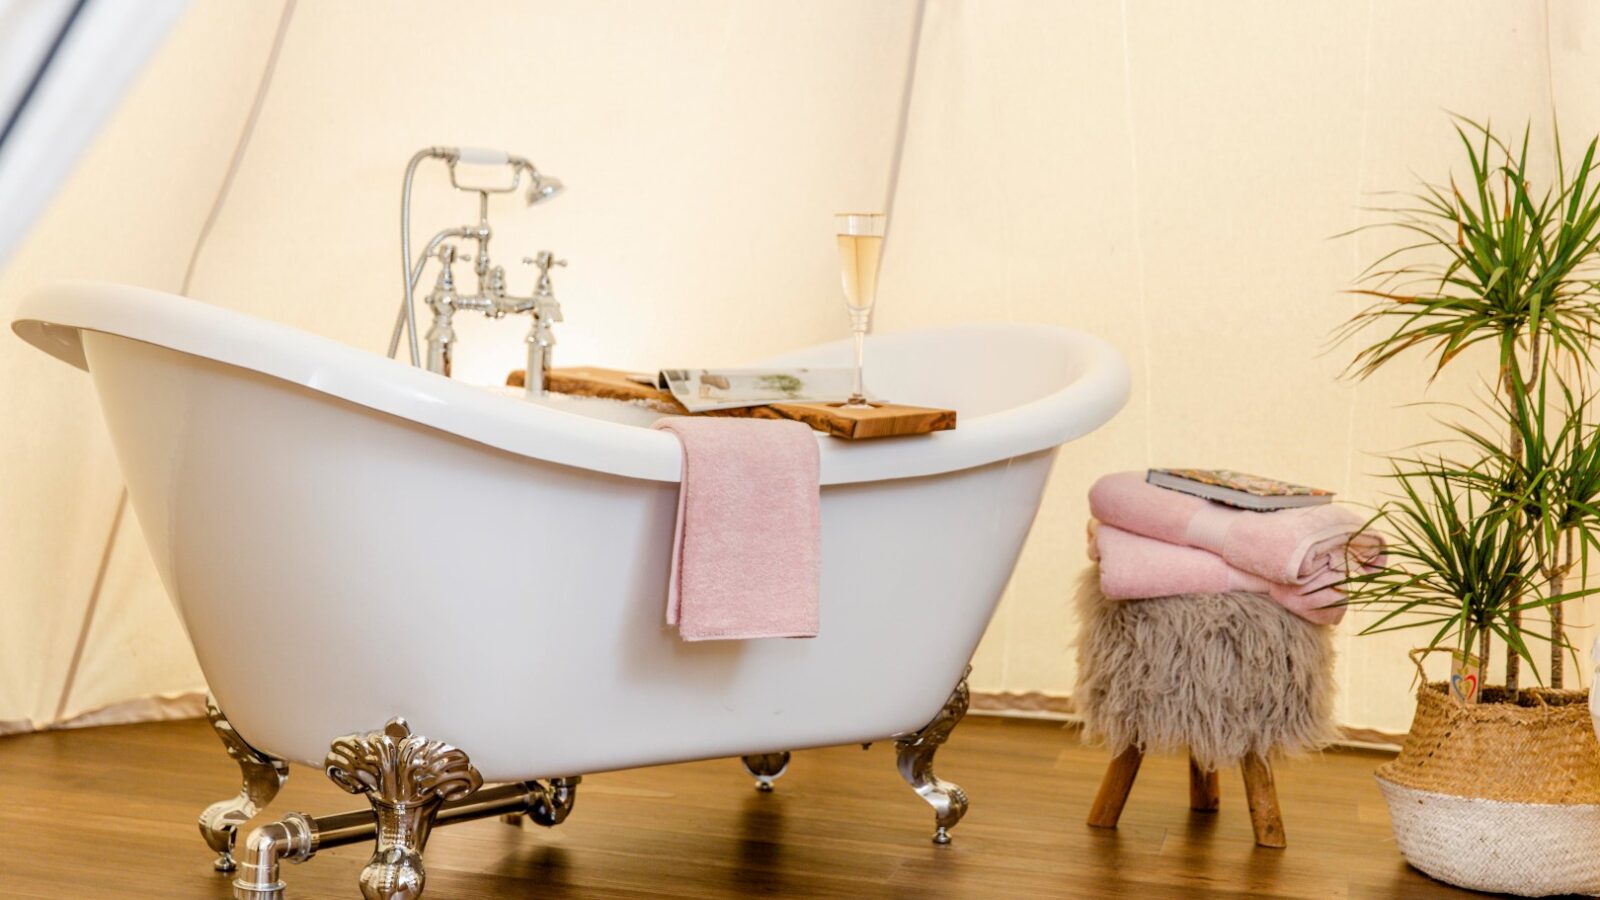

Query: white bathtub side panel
[82,334,1053,782]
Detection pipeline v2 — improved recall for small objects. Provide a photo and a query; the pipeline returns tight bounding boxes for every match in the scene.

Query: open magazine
[642,368,857,413]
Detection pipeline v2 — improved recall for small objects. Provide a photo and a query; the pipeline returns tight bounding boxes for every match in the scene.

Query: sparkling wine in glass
[835,212,886,408]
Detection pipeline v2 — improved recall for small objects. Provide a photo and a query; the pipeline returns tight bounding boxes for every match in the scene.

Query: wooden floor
[0,716,1486,899]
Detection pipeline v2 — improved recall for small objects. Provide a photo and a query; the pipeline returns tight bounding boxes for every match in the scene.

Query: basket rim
[1414,680,1591,721]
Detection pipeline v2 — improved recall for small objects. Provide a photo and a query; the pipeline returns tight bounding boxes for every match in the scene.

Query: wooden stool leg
[1188,755,1219,811]
[1087,745,1143,828]
[1240,752,1286,848]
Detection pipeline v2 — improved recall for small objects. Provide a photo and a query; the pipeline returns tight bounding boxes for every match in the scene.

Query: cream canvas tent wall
[2,0,1595,739]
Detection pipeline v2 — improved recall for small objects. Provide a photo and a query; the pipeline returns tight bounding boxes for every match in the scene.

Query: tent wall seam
[882,0,927,240]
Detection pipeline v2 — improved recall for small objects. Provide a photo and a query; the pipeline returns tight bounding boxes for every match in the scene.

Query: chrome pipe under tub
[233,777,581,900]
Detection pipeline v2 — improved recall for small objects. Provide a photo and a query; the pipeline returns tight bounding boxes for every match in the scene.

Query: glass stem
[848,310,869,405]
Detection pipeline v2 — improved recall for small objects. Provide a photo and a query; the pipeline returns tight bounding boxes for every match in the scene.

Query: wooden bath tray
[507,366,956,440]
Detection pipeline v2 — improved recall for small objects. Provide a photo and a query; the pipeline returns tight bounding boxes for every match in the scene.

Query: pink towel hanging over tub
[653,417,821,641]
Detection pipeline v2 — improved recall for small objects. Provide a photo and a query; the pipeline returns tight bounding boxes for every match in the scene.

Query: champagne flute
[835,212,886,408]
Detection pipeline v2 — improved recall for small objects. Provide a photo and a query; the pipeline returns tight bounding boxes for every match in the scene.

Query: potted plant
[1339,119,1600,896]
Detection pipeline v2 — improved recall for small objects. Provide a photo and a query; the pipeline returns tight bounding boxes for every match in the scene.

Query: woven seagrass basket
[1376,678,1600,896]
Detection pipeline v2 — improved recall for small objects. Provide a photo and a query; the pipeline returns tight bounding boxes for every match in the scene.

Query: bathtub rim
[13,280,1130,485]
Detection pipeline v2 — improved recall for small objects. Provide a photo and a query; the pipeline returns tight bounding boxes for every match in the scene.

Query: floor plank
[0,716,1485,898]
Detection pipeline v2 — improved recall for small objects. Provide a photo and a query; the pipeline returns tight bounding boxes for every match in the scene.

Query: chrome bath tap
[387,145,567,398]
[522,251,565,394]
[423,244,462,375]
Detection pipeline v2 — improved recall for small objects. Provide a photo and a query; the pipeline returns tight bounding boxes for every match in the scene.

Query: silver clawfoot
[200,695,289,872]
[324,717,483,900]
[740,752,792,792]
[894,666,971,845]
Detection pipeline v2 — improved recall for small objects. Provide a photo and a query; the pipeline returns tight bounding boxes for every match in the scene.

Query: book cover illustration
[1146,468,1334,510]
[1151,469,1332,499]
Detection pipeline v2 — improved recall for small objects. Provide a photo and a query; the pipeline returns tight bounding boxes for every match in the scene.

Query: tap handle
[434,244,459,285]
[522,253,567,322]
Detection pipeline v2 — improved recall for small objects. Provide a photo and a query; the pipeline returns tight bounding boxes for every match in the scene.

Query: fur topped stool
[1074,575,1337,847]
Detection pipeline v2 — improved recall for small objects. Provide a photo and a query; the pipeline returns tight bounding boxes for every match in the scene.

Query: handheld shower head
[527,172,564,205]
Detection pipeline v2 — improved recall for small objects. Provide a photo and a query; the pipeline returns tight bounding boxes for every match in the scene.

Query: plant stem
[1551,581,1565,690]
[1503,364,1524,692]
[1551,529,1573,688]
[1503,321,1546,692]
[1479,624,1492,682]
[1525,323,1542,394]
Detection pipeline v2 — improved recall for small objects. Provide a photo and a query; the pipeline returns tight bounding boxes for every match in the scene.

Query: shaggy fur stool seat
[1074,575,1336,847]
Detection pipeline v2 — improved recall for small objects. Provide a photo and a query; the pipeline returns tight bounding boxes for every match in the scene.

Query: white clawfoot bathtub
[14,281,1128,890]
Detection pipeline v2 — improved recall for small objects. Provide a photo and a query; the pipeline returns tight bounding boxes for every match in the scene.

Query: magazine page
[658,367,854,412]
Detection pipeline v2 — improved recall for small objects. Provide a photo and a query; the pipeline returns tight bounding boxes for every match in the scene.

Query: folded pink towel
[653,417,821,641]
[1090,521,1346,625]
[1088,471,1384,586]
